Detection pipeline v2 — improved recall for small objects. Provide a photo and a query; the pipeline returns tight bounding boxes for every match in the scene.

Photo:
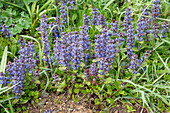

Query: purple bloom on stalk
[67,0,76,10]
[79,25,91,65]
[37,15,51,63]
[54,37,61,63]
[116,32,125,47]
[59,44,71,68]
[151,23,159,38]
[71,41,81,70]
[53,74,60,86]
[110,19,119,36]
[50,16,62,40]
[60,4,67,24]
[161,21,169,38]
[106,39,117,64]
[127,25,135,47]
[127,46,134,59]
[136,18,145,42]
[98,14,107,28]
[83,14,91,29]
[0,72,10,86]
[89,63,98,76]
[140,50,150,64]
[129,55,139,74]
[143,17,150,42]
[122,8,132,35]
[91,7,99,25]
[151,0,160,22]
[99,57,110,75]
[1,24,12,37]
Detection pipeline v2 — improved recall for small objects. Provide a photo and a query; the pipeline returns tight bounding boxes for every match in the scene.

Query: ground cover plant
[0,0,170,113]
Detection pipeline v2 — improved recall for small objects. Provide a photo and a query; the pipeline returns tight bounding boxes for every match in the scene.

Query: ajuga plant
[1,0,169,112]
[3,36,39,99]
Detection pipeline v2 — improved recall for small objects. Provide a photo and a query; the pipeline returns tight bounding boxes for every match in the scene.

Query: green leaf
[72,14,77,21]
[74,89,79,94]
[106,98,114,105]
[105,77,113,84]
[57,89,64,92]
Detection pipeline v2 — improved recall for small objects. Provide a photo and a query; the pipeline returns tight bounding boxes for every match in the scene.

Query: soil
[24,92,146,113]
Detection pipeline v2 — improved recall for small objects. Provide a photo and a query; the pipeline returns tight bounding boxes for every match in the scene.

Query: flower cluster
[99,57,110,75]
[1,24,12,38]
[83,14,90,28]
[139,50,150,65]
[106,39,117,65]
[151,0,160,22]
[110,19,119,36]
[53,74,60,86]
[4,37,38,98]
[161,21,169,38]
[98,14,107,28]
[67,0,76,10]
[129,55,139,74]
[151,23,159,38]
[136,18,145,42]
[143,17,150,42]
[38,15,51,62]
[116,32,125,47]
[0,72,10,86]
[91,7,99,25]
[60,4,67,25]
[71,42,81,70]
[122,8,132,34]
[127,25,135,47]
[49,16,62,40]
[79,25,91,65]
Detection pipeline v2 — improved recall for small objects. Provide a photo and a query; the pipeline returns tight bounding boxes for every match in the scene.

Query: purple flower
[67,0,76,10]
[151,23,159,38]
[60,4,67,24]
[1,24,12,37]
[151,0,160,22]
[136,18,145,42]
[37,15,51,63]
[122,8,132,35]
[140,50,150,64]
[71,41,81,70]
[129,55,139,74]
[79,25,91,65]
[127,25,135,47]
[43,108,53,113]
[99,57,110,75]
[110,19,119,36]
[0,72,10,86]
[89,63,98,76]
[127,46,134,59]
[143,17,150,42]
[98,14,107,28]
[161,21,169,38]
[83,14,91,29]
[116,32,125,47]
[106,39,117,64]
[91,7,99,25]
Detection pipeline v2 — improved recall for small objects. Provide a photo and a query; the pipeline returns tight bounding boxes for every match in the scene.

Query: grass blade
[0,104,9,113]
[0,46,8,73]
[103,0,115,10]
